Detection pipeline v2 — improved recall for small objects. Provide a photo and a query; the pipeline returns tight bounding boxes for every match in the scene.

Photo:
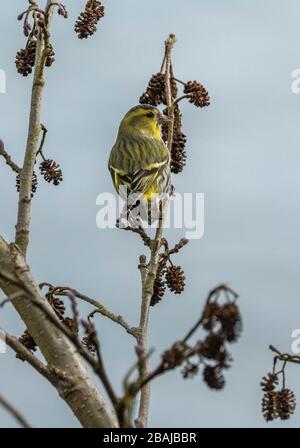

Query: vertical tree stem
[15,0,54,256]
[136,34,176,428]
[165,35,176,152]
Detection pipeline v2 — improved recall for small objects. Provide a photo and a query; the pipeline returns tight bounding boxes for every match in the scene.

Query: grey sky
[1,0,300,428]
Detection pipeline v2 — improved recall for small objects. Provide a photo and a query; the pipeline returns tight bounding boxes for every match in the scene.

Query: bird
[108,104,171,225]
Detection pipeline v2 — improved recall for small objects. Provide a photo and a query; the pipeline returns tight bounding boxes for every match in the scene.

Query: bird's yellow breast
[144,185,159,200]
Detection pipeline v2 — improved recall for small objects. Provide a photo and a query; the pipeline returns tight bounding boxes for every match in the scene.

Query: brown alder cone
[276,389,296,420]
[161,105,187,174]
[150,259,167,306]
[15,41,36,76]
[165,265,185,294]
[75,0,105,39]
[16,171,38,196]
[140,73,178,106]
[16,41,55,76]
[39,159,63,185]
[184,81,210,107]
[18,330,37,355]
[217,302,242,342]
[203,365,225,390]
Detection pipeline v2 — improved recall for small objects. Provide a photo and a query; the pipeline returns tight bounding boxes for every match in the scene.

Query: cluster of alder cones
[261,372,296,421]
[15,1,107,195]
[151,238,189,306]
[139,73,210,174]
[18,286,97,356]
[16,159,63,197]
[15,40,55,77]
[15,1,105,76]
[156,286,242,390]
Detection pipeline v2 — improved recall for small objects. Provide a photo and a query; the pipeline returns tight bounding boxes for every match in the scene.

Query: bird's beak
[158,113,171,125]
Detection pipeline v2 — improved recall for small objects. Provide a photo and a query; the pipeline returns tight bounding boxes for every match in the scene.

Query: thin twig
[0,298,10,308]
[165,35,177,152]
[2,330,63,386]
[36,124,48,159]
[39,284,138,338]
[0,140,21,174]
[123,348,155,392]
[0,394,31,428]
[269,345,300,365]
[118,225,151,248]
[64,289,79,335]
[173,77,186,86]
[182,314,205,344]
[173,94,191,105]
[91,330,119,416]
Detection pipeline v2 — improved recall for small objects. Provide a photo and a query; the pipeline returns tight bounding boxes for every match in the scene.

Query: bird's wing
[108,136,169,196]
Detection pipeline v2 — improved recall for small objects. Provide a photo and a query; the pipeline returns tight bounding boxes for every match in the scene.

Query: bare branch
[39,284,139,338]
[136,33,177,428]
[0,394,31,428]
[15,1,55,255]
[165,34,177,152]
[173,93,192,105]
[35,124,48,159]
[0,236,117,427]
[0,139,21,174]
[3,330,55,384]
[117,225,151,248]
[82,319,120,417]
[9,274,121,422]
[0,298,10,308]
[269,345,300,365]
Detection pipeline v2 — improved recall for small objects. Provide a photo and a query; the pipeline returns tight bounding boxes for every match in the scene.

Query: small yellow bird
[108,105,171,222]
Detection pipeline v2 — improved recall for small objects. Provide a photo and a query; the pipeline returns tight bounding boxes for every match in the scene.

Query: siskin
[108,105,171,224]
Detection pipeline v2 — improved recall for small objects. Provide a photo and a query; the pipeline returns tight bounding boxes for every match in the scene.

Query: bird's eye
[146,112,155,118]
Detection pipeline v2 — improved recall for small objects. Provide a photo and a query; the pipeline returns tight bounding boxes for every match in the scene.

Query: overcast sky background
[1,0,300,428]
